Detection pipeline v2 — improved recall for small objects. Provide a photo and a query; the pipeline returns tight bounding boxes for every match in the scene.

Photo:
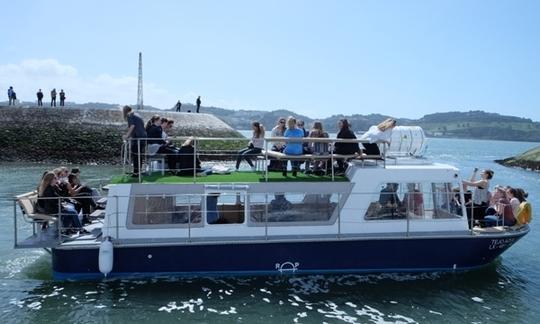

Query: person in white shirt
[359,118,397,155]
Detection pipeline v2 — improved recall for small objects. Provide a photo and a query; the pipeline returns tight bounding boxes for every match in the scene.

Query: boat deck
[110,170,349,184]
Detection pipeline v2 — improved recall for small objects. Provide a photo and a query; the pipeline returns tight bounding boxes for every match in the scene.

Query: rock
[0,106,241,164]
[495,146,540,171]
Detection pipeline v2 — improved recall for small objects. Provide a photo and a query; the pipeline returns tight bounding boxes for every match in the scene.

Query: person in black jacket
[37,172,85,233]
[177,137,210,176]
[36,89,44,106]
[146,115,180,173]
[334,119,361,173]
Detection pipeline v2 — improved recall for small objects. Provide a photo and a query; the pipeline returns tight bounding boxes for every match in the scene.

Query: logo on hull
[275,261,300,273]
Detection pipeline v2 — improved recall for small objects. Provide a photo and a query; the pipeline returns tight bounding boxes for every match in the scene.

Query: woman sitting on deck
[146,115,180,173]
[306,121,329,175]
[177,137,212,176]
[334,119,361,174]
[235,121,265,171]
[283,116,304,177]
[37,172,86,234]
[268,117,287,171]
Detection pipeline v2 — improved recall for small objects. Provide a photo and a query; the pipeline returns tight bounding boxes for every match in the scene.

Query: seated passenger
[268,117,287,171]
[378,183,402,217]
[401,183,424,216]
[306,121,329,175]
[68,173,97,225]
[484,186,515,226]
[270,194,292,212]
[206,193,220,224]
[146,115,180,173]
[37,172,86,234]
[235,121,265,171]
[359,118,397,156]
[507,187,531,225]
[334,119,361,174]
[176,137,212,176]
[283,116,304,177]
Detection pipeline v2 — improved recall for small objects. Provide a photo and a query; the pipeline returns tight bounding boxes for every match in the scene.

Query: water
[1,138,540,323]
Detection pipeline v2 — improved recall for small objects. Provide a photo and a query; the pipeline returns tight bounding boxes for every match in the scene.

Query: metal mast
[137,52,143,110]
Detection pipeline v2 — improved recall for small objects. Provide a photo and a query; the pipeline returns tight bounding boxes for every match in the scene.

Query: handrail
[122,136,389,183]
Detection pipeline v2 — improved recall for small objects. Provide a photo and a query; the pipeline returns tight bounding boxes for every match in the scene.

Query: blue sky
[1,0,539,120]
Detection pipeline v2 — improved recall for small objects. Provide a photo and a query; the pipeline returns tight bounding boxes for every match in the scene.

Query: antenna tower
[137,52,143,110]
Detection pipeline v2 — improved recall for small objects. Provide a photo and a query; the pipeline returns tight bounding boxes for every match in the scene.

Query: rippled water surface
[1,138,539,323]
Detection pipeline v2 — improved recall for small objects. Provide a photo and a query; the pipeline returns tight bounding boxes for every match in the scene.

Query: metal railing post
[264,194,268,240]
[13,199,18,248]
[57,197,62,239]
[193,138,197,183]
[265,140,269,182]
[137,139,142,183]
[337,193,341,238]
[115,196,119,239]
[188,195,192,243]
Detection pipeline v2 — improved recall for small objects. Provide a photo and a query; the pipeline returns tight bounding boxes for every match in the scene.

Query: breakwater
[495,145,540,171]
[0,106,241,164]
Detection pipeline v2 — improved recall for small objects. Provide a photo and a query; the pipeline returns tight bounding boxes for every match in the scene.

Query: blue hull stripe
[52,233,526,280]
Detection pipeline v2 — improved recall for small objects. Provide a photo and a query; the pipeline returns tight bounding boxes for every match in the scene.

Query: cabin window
[131,194,202,226]
[249,192,339,224]
[206,192,245,224]
[364,182,462,220]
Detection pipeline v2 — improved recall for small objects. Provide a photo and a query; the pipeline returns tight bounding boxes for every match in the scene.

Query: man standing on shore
[50,88,57,107]
[7,86,14,105]
[196,96,201,113]
[175,100,182,112]
[59,89,66,106]
[36,89,44,106]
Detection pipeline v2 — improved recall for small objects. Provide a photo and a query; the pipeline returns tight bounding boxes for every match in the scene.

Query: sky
[1,0,539,120]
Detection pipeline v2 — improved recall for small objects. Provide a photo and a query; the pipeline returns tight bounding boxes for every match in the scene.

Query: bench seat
[16,191,58,222]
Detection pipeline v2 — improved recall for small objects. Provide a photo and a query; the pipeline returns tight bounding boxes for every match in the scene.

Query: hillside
[3,100,540,142]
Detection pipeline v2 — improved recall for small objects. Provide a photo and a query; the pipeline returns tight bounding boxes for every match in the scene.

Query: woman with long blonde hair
[359,118,397,155]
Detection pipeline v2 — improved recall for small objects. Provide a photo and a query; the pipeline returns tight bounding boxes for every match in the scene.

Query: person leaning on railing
[122,105,147,178]
[359,118,397,155]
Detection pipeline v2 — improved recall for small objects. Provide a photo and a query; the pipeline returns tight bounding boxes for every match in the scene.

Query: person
[296,120,310,152]
[177,137,211,176]
[462,168,494,221]
[401,183,424,216]
[175,100,182,112]
[334,119,361,173]
[67,173,97,225]
[379,183,402,217]
[7,86,14,105]
[268,117,287,171]
[50,88,57,107]
[283,116,304,177]
[306,121,329,175]
[506,187,522,218]
[359,118,397,155]
[484,186,515,226]
[59,89,66,106]
[196,96,201,113]
[236,121,265,171]
[146,115,180,173]
[36,89,44,106]
[37,171,85,234]
[122,105,147,177]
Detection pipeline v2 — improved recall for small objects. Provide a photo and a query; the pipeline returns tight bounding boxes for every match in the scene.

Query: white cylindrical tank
[387,126,427,157]
[98,237,114,277]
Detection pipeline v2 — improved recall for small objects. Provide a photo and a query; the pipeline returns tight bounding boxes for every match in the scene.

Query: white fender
[98,237,114,277]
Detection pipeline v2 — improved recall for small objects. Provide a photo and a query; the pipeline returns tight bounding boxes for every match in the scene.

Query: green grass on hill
[110,171,348,184]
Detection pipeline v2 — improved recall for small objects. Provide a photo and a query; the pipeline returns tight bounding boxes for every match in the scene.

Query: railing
[14,185,510,249]
[122,136,389,183]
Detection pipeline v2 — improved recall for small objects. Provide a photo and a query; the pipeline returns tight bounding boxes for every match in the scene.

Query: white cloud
[0,58,178,109]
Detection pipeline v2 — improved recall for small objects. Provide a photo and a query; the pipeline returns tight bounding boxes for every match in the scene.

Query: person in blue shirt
[283,116,305,177]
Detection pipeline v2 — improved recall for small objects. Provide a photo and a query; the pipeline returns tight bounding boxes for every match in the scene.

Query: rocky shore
[0,106,242,165]
[495,146,540,171]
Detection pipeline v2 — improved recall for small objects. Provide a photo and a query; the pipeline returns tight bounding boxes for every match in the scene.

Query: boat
[12,130,530,280]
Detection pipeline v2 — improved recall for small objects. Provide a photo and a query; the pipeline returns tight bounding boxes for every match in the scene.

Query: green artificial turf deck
[110,171,348,184]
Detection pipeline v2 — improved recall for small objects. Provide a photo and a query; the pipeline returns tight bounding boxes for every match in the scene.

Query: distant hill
[3,100,540,142]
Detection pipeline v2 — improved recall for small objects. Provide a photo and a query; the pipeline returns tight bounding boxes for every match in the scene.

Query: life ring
[516,202,532,225]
